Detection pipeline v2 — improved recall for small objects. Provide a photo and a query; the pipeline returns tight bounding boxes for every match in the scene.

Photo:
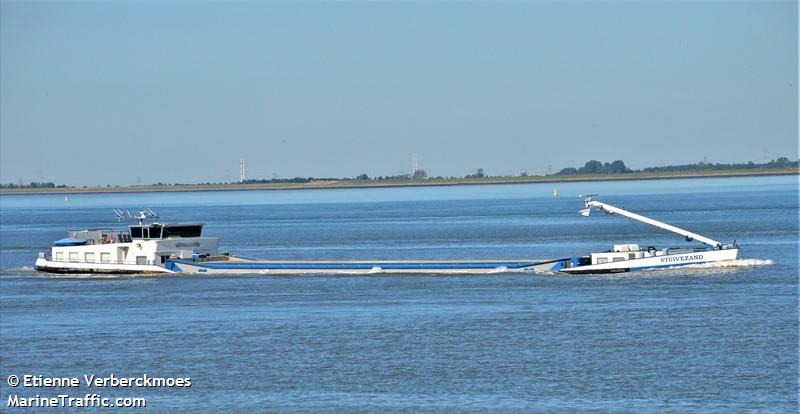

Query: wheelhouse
[129,224,204,240]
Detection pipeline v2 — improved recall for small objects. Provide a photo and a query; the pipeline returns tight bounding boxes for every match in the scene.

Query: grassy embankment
[1,167,797,195]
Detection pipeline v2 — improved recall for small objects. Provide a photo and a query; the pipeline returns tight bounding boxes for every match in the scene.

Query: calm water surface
[0,176,797,412]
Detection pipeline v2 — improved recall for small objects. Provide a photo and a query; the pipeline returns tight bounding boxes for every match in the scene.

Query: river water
[0,175,797,412]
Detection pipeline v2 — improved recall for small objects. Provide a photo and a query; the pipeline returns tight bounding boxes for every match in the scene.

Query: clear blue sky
[1,1,797,186]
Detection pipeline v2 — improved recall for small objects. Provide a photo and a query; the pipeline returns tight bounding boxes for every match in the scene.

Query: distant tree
[465,168,486,179]
[520,171,529,177]
[580,160,604,174]
[412,169,428,180]
[772,157,791,167]
[557,167,578,175]
[605,160,631,174]
[356,174,369,180]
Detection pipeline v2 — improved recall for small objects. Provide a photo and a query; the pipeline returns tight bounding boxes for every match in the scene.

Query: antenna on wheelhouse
[114,208,159,225]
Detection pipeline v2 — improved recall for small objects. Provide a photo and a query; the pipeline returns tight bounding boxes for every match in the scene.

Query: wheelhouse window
[162,225,202,238]
[130,225,163,239]
[100,252,111,263]
[130,224,201,239]
[130,226,143,239]
[55,252,64,261]
[85,252,95,262]
[147,225,162,239]
[69,252,79,262]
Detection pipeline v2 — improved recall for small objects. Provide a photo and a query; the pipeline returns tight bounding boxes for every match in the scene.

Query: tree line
[0,181,67,189]
[555,157,798,176]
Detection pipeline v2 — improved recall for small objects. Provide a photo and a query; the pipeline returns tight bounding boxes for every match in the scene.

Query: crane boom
[580,196,722,249]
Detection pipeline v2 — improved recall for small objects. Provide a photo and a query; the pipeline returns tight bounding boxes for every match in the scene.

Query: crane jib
[584,199,722,249]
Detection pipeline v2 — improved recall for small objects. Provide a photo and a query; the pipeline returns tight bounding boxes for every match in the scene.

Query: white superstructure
[34,210,217,274]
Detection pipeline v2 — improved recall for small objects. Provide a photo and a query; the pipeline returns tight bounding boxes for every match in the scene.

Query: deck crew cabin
[47,223,218,267]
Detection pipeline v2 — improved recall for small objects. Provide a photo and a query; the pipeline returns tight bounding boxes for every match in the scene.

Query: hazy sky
[1,1,797,186]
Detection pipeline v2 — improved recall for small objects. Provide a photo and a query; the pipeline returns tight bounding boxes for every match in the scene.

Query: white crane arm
[581,197,722,249]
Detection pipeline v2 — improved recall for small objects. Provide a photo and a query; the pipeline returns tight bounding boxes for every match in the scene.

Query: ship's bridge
[129,223,204,240]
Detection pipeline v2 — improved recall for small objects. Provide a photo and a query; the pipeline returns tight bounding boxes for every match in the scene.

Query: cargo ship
[34,197,740,275]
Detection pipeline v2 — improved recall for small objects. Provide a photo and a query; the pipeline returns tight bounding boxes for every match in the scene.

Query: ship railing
[66,230,132,245]
[664,246,713,253]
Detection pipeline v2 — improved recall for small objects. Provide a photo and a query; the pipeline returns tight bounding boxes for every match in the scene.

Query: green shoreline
[1,168,797,195]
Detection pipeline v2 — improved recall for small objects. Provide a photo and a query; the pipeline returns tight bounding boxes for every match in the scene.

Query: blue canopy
[53,238,88,246]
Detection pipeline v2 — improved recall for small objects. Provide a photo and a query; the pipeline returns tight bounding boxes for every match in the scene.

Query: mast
[579,195,722,249]
[114,208,159,225]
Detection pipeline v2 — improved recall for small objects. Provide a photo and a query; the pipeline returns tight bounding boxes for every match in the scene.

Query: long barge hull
[34,257,563,275]
[164,258,564,274]
[34,249,739,275]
